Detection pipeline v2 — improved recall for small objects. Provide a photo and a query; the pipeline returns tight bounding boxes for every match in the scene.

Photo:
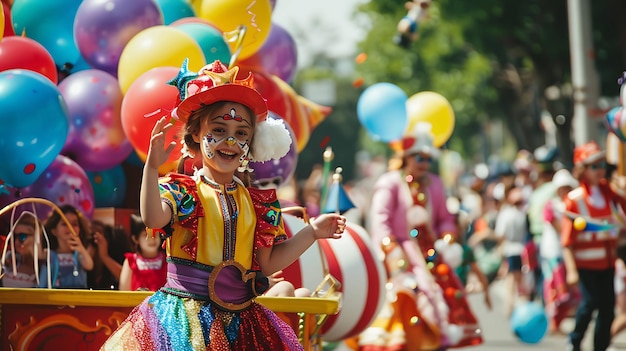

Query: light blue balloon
[175,23,232,64]
[357,82,408,142]
[510,301,548,344]
[0,70,69,188]
[154,0,196,25]
[11,0,83,68]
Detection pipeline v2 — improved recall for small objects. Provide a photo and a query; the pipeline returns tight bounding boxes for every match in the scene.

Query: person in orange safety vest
[562,141,626,351]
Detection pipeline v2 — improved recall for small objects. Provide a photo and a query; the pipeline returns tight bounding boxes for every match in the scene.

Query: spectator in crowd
[41,204,93,288]
[1,212,45,288]
[88,220,132,290]
[562,141,626,351]
[118,214,166,292]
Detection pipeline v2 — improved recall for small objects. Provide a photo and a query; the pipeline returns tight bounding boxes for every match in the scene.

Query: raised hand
[146,116,177,170]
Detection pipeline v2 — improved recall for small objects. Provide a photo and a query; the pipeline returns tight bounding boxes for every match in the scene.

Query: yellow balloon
[573,217,587,231]
[135,150,179,176]
[405,91,455,147]
[200,0,272,61]
[118,26,206,94]
[189,0,202,15]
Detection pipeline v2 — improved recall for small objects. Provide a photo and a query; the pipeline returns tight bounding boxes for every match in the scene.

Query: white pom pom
[251,118,292,162]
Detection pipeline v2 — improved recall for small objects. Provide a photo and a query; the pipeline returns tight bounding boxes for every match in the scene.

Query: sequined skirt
[99,291,303,351]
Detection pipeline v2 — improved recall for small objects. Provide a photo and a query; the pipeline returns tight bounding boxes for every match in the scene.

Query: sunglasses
[414,154,433,163]
[588,161,606,170]
[15,232,32,243]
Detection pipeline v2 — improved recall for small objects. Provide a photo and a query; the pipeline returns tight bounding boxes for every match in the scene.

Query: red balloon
[2,2,15,38]
[0,36,58,83]
[238,69,291,120]
[121,66,183,165]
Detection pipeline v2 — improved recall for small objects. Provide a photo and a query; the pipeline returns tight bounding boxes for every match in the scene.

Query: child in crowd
[41,204,93,288]
[1,212,45,287]
[118,214,166,291]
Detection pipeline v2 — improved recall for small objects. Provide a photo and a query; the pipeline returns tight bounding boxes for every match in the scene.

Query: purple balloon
[250,112,298,188]
[6,155,95,220]
[59,69,133,172]
[74,0,163,76]
[244,22,298,83]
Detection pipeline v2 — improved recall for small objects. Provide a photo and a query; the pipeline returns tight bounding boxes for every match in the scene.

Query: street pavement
[464,278,626,351]
[331,278,626,350]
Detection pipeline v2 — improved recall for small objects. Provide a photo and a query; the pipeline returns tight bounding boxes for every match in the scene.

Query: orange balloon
[435,263,450,276]
[405,91,455,147]
[0,4,4,42]
[135,150,179,176]
[355,53,367,64]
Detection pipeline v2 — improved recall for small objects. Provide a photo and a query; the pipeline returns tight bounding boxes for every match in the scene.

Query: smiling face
[192,102,254,183]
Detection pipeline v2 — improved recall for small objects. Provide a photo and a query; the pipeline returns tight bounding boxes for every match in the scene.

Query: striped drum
[281,213,386,341]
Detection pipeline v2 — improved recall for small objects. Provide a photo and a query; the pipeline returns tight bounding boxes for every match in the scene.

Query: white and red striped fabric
[281,214,387,341]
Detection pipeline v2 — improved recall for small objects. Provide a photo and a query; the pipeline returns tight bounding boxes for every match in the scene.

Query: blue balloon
[357,83,408,142]
[87,165,127,208]
[11,0,83,68]
[0,70,69,188]
[510,301,548,344]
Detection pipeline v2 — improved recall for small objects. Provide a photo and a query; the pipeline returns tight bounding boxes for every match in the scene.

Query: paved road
[465,279,626,351]
[331,278,626,350]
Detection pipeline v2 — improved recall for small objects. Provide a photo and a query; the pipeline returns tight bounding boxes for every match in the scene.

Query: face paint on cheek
[202,133,218,159]
[238,140,250,163]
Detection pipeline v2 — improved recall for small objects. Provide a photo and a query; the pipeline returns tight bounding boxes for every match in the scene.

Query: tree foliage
[354,0,626,164]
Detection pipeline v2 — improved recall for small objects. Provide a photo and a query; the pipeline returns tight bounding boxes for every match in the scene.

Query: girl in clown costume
[100,59,347,351]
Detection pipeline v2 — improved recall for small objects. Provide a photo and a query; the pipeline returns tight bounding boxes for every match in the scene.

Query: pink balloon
[4,155,95,220]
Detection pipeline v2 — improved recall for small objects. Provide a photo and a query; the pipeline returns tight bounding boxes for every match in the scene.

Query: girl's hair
[176,101,257,186]
[44,204,91,250]
[129,213,164,255]
[129,214,146,239]
[16,214,37,229]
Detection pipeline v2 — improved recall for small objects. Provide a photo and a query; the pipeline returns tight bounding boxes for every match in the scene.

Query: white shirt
[495,204,527,256]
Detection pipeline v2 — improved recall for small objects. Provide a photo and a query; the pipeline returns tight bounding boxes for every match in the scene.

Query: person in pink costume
[350,123,482,350]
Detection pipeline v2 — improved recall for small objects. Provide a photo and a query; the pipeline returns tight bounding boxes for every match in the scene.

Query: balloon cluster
[0,0,331,218]
[356,82,455,146]
[604,72,626,142]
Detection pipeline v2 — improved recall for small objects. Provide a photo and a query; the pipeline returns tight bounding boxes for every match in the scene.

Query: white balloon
[434,238,447,253]
[443,243,464,268]
[447,324,464,345]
